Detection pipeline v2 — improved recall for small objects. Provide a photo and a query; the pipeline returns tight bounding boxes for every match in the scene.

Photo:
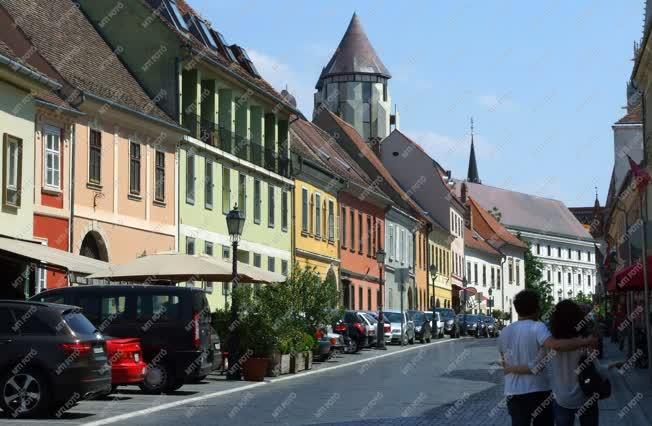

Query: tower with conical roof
[467,118,481,184]
[314,13,392,140]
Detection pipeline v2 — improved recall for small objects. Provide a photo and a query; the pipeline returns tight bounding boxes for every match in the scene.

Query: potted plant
[241,312,275,381]
[267,336,292,377]
[300,332,316,370]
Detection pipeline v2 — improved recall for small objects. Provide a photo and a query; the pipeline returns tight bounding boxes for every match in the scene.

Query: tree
[572,292,594,306]
[520,235,555,317]
[492,309,503,319]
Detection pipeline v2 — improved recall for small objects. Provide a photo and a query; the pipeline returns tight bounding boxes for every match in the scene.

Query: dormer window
[190,16,218,50]
[164,0,189,31]
[230,44,261,78]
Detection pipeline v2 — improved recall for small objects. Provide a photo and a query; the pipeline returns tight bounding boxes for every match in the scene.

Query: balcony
[183,113,290,178]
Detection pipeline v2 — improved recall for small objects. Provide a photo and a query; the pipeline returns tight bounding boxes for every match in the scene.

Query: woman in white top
[504,300,621,426]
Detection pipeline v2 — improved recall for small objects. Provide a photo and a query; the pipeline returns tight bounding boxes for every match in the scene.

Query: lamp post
[429,264,438,309]
[226,204,245,381]
[376,248,386,350]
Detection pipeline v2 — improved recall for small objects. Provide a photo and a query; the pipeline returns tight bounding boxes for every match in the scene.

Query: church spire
[467,118,481,184]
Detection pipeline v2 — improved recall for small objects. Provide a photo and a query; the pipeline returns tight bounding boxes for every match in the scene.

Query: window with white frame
[268,184,275,227]
[388,225,395,260]
[254,179,262,224]
[3,134,22,207]
[44,127,61,189]
[282,190,289,232]
[186,152,195,204]
[89,129,101,184]
[37,267,47,293]
[129,142,141,195]
[238,173,247,216]
[328,200,335,242]
[315,193,321,237]
[155,151,165,202]
[301,188,308,232]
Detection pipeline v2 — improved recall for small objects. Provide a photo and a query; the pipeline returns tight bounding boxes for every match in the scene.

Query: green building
[79,0,297,309]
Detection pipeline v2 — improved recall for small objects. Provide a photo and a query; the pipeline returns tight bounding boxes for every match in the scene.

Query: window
[362,83,372,137]
[482,265,486,286]
[568,248,572,259]
[536,244,540,255]
[328,200,335,242]
[282,190,289,232]
[467,261,471,281]
[547,245,551,256]
[567,272,571,284]
[578,250,582,261]
[358,287,363,310]
[129,142,141,195]
[389,225,395,259]
[204,241,213,256]
[508,259,514,283]
[281,260,288,276]
[399,229,405,263]
[268,257,275,272]
[341,206,347,247]
[315,193,321,237]
[203,158,212,208]
[155,151,165,202]
[136,295,181,320]
[358,213,363,252]
[89,129,101,184]
[186,237,195,255]
[37,267,47,293]
[587,275,591,287]
[497,270,501,289]
[516,261,520,284]
[268,184,275,227]
[44,127,61,188]
[578,274,582,286]
[474,263,478,284]
[252,179,261,224]
[547,270,551,283]
[101,295,127,321]
[557,247,561,257]
[367,289,372,311]
[222,167,231,214]
[301,188,308,232]
[238,173,247,216]
[253,253,261,268]
[222,282,230,296]
[490,268,495,287]
[589,252,593,262]
[366,216,372,255]
[558,271,562,284]
[3,134,22,207]
[350,210,355,251]
[222,245,230,259]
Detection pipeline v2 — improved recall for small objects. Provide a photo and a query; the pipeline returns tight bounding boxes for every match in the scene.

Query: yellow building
[429,227,453,309]
[290,118,341,279]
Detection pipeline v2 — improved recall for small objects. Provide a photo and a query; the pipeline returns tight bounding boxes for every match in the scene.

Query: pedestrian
[504,299,623,426]
[497,290,595,426]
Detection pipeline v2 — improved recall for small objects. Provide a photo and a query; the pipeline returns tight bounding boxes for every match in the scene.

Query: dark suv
[31,285,212,394]
[0,300,110,418]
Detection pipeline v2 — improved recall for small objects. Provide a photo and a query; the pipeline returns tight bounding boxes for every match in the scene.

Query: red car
[106,338,146,389]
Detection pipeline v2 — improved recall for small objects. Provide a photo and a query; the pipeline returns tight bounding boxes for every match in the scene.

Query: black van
[31,285,213,394]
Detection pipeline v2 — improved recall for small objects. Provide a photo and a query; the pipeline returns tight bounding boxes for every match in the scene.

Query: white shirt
[550,349,607,409]
[498,319,551,395]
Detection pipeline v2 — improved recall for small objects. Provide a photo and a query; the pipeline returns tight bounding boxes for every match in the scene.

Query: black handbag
[577,355,611,399]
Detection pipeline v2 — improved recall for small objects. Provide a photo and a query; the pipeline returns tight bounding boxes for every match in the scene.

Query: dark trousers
[506,391,554,426]
[553,400,599,426]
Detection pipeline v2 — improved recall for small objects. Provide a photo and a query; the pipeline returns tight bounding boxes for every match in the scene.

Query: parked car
[408,310,432,343]
[435,308,460,338]
[31,285,213,394]
[384,310,415,345]
[459,314,486,337]
[314,325,345,361]
[189,327,221,383]
[425,311,444,339]
[334,311,366,352]
[0,300,111,418]
[366,312,391,344]
[105,337,146,392]
[357,312,377,347]
[483,316,498,337]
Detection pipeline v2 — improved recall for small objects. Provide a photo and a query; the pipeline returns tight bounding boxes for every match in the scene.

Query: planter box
[290,352,306,373]
[243,357,269,381]
[305,351,313,370]
[266,352,292,377]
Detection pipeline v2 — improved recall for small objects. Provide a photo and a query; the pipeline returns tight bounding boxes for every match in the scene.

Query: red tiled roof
[290,116,373,188]
[468,196,527,250]
[1,0,175,126]
[143,0,296,113]
[616,104,642,124]
[464,228,500,256]
[315,110,433,225]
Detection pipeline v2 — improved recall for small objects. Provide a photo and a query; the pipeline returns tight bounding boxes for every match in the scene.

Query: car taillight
[384,323,391,333]
[192,312,201,349]
[315,329,324,340]
[334,324,347,333]
[329,337,337,345]
[60,341,92,356]
[353,323,365,334]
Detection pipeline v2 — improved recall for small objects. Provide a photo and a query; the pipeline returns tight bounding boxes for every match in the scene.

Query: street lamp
[376,248,386,350]
[226,204,245,380]
[429,264,438,309]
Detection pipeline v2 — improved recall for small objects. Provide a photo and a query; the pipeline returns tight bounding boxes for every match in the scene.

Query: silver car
[384,310,415,345]
[425,311,444,338]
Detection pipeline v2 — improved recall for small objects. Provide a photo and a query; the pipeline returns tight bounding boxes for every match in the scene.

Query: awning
[87,252,285,284]
[611,257,652,292]
[0,236,109,275]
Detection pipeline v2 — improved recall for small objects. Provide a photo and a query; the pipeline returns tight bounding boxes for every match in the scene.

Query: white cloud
[476,93,516,112]
[248,49,314,115]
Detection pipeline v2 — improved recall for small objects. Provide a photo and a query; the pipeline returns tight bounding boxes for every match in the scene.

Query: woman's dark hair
[550,300,585,339]
[513,290,539,317]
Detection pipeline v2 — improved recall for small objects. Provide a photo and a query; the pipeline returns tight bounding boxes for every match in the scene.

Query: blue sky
[191,0,643,207]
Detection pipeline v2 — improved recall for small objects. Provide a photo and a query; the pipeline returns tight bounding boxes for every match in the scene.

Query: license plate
[93,347,104,354]
[214,343,220,350]
[134,353,140,363]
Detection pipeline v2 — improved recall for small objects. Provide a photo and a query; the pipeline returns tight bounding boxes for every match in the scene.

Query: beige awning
[86,252,285,284]
[0,236,110,275]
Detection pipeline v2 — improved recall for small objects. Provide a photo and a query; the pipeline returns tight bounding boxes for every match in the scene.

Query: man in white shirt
[498,290,595,426]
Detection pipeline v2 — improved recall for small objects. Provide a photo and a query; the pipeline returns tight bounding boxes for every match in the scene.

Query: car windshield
[424,312,433,321]
[385,312,403,323]
[465,315,480,322]
[413,312,425,322]
[436,309,455,320]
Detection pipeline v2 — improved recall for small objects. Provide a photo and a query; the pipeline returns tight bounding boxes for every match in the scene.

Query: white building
[461,182,597,302]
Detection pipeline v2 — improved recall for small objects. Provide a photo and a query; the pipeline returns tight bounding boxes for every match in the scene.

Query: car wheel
[408,335,415,344]
[139,364,170,394]
[0,368,50,418]
[165,376,184,393]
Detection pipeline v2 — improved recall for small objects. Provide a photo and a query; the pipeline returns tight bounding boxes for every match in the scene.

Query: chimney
[461,182,468,203]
